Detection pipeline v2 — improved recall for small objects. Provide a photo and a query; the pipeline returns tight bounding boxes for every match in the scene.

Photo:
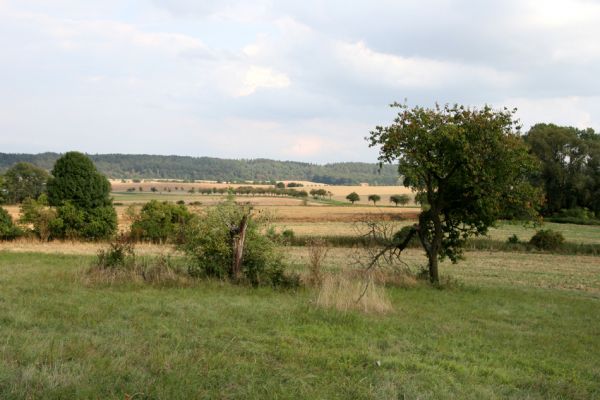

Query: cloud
[0,0,599,163]
[236,66,291,97]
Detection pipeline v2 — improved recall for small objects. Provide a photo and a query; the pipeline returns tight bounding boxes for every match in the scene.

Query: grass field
[0,250,599,399]
[1,189,599,398]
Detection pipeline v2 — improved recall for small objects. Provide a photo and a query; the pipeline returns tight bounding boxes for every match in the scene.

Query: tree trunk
[231,214,249,281]
[427,251,439,283]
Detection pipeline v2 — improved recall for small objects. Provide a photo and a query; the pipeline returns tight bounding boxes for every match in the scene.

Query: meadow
[1,186,599,399]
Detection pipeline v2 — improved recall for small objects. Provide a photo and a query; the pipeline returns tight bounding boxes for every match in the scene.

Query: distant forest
[0,153,401,185]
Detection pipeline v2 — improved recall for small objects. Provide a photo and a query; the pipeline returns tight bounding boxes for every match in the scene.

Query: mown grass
[0,251,599,399]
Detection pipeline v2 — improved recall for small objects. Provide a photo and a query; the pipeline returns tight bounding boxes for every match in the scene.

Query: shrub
[19,195,60,241]
[529,229,565,250]
[180,200,289,286]
[507,234,520,244]
[0,207,23,240]
[130,200,193,244]
[95,235,136,269]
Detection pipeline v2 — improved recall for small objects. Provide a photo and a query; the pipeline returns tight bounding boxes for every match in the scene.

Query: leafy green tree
[47,152,116,240]
[346,192,360,204]
[368,103,542,283]
[2,162,49,204]
[47,152,112,209]
[390,194,410,206]
[525,124,600,215]
[368,194,381,205]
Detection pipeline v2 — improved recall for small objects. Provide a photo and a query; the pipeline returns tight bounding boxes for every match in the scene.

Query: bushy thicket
[0,207,23,240]
[179,200,296,286]
[529,229,565,250]
[129,200,193,243]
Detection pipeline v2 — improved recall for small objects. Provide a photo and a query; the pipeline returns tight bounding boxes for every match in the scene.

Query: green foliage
[369,103,543,282]
[180,200,288,286]
[0,153,401,185]
[47,152,112,209]
[525,123,600,215]
[389,194,410,206]
[346,192,360,204]
[52,202,117,241]
[529,229,565,250]
[367,194,381,205]
[46,152,117,240]
[507,234,520,244]
[95,236,136,269]
[130,200,193,243]
[0,207,23,240]
[19,194,60,241]
[1,162,49,204]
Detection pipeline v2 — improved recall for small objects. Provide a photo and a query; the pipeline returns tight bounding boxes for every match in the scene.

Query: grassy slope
[1,252,599,399]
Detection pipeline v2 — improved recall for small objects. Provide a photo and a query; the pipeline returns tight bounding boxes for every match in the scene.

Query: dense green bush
[180,200,290,286]
[0,207,23,240]
[130,200,193,243]
[392,226,421,248]
[529,229,565,250]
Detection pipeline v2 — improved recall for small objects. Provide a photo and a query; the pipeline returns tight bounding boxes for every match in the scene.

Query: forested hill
[0,153,401,185]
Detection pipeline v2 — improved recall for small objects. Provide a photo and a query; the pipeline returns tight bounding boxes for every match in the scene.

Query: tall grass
[316,274,393,314]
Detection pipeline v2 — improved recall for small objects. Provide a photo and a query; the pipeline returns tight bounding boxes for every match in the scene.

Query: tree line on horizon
[0,153,401,185]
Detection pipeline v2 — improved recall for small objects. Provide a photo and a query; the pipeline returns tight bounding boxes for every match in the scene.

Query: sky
[1,0,599,163]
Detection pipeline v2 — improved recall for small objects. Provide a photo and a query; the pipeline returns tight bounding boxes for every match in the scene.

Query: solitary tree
[47,152,116,240]
[368,103,542,283]
[368,194,381,205]
[2,162,50,204]
[390,194,410,207]
[346,192,360,204]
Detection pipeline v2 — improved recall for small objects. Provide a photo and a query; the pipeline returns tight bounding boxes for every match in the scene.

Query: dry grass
[306,239,329,286]
[316,274,393,314]
[0,237,178,256]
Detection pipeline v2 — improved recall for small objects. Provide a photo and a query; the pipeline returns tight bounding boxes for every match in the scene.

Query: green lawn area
[0,251,599,399]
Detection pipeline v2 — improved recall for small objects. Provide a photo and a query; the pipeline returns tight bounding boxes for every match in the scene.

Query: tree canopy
[525,123,600,215]
[1,162,49,204]
[368,103,542,283]
[47,152,112,209]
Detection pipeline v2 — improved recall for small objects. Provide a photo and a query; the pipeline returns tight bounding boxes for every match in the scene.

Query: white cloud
[236,66,291,97]
[502,96,600,130]
[335,40,515,89]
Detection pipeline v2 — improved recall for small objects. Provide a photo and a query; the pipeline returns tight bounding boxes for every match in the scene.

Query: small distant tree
[346,192,360,204]
[368,103,542,283]
[275,182,286,189]
[390,194,410,207]
[368,194,381,205]
[2,162,50,204]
